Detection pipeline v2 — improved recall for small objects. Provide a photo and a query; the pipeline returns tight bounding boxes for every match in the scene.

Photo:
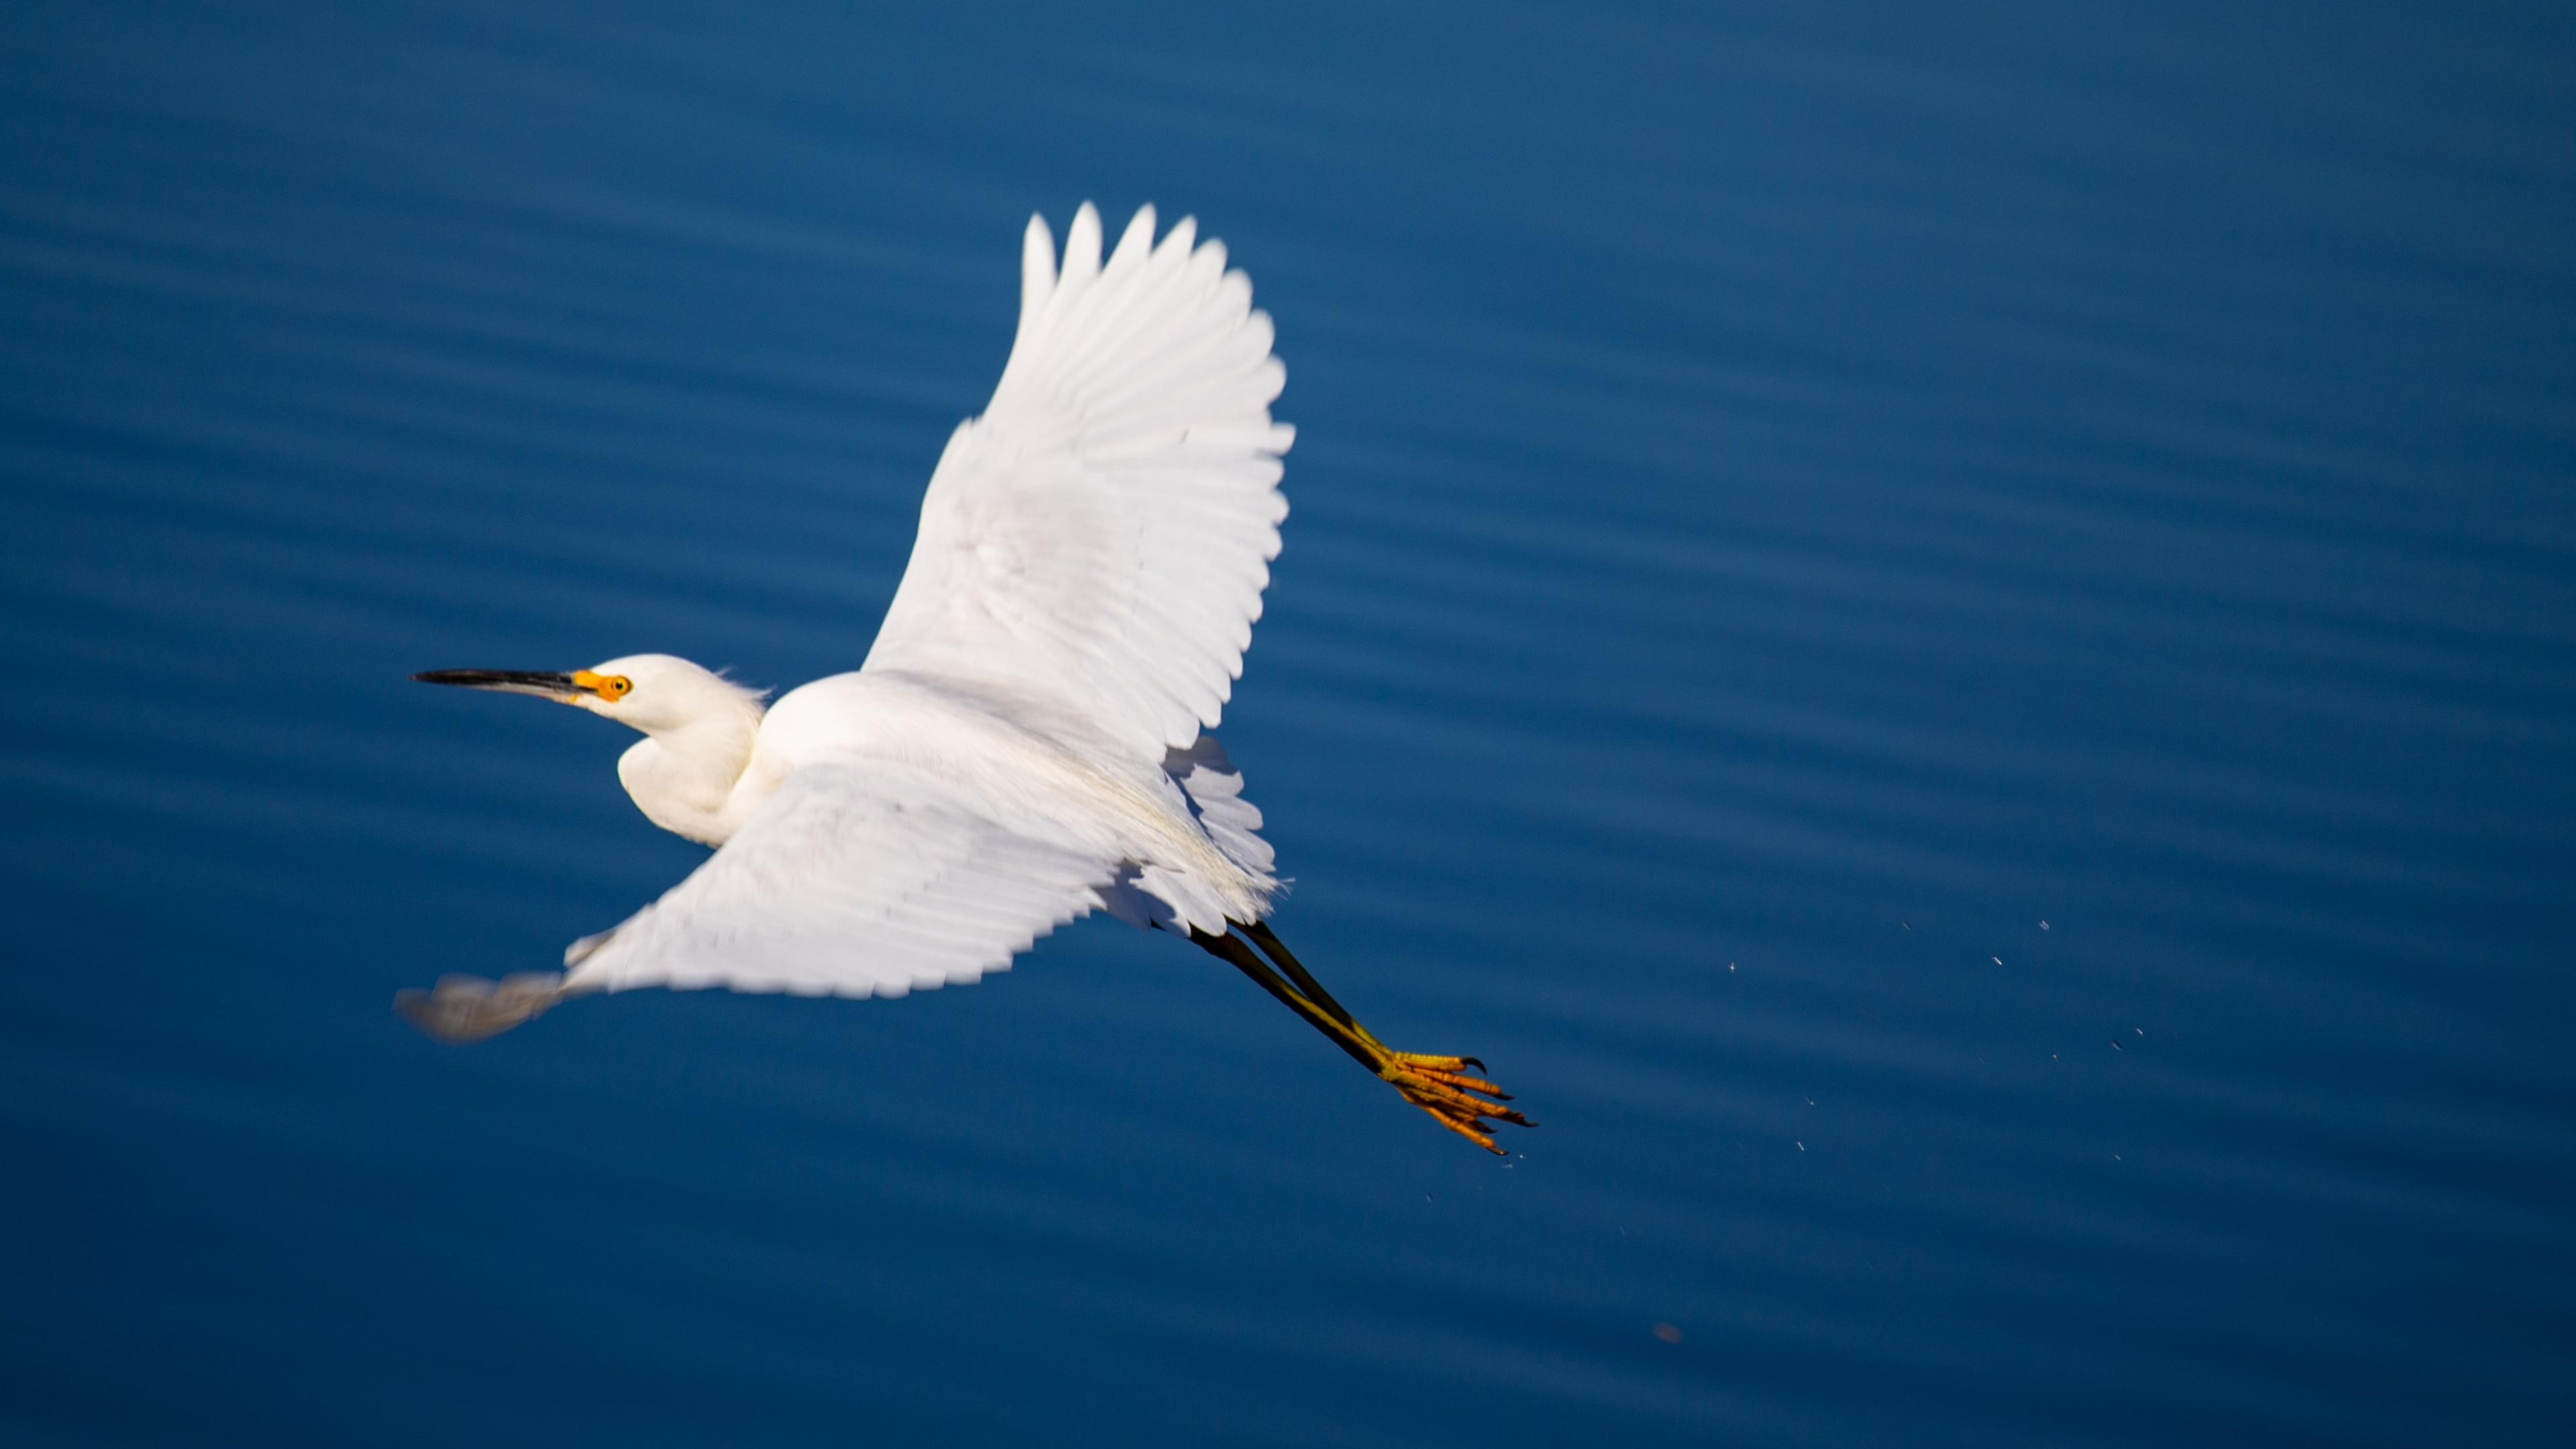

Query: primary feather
[865,201,1293,763]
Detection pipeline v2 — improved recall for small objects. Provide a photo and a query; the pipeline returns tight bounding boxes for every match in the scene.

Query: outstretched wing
[562,759,1116,1000]
[862,202,1292,766]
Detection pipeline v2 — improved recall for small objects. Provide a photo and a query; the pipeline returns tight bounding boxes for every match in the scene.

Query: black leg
[1239,919,1360,1030]
[1183,921,1533,1152]
[1188,926,1383,1073]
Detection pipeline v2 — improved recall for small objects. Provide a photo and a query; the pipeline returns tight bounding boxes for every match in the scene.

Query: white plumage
[867,203,1293,765]
[415,202,1287,1004]
[561,662,1273,999]
[404,203,1529,1152]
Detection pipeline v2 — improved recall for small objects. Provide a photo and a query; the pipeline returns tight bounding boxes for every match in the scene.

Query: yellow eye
[601,676,632,699]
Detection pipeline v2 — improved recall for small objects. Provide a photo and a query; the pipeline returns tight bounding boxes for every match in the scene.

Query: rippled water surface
[5,4,2573,1444]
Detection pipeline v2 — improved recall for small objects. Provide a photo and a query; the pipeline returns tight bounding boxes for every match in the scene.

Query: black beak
[412,669,589,700]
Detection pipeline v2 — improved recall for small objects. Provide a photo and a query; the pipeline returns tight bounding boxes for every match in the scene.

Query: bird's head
[413,653,767,735]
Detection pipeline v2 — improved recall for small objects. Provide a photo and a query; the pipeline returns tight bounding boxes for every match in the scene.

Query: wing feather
[564,761,1115,1000]
[513,207,1295,1014]
[863,202,1291,764]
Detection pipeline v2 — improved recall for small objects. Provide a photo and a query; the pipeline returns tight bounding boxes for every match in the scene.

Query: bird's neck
[616,709,765,847]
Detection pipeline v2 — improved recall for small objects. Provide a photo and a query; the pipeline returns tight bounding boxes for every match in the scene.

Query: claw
[1397,1057,1511,1095]
[1409,1066,1511,1099]
[1381,1056,1534,1150]
[1392,1051,1488,1073]
[1421,1112,1503,1153]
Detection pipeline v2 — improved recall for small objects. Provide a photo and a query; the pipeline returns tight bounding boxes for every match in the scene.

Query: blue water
[5,3,2572,1443]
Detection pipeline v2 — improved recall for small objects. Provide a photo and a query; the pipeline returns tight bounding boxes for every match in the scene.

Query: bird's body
[402,203,1527,1150]
[601,660,1238,891]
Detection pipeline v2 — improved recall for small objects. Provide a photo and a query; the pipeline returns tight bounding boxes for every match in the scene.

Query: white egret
[400,203,1528,1150]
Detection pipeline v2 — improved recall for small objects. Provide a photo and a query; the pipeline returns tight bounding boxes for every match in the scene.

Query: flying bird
[400,203,1529,1151]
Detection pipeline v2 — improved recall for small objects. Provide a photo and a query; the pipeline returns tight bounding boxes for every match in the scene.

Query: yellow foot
[1377,1050,1534,1153]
